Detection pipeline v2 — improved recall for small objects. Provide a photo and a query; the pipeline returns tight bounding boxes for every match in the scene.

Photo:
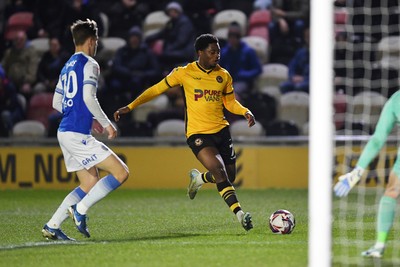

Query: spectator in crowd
[219,22,262,100]
[106,0,149,39]
[279,26,310,94]
[1,30,38,98]
[0,65,25,137]
[253,0,273,10]
[34,37,70,93]
[108,26,160,101]
[27,0,67,39]
[145,1,196,74]
[268,0,309,63]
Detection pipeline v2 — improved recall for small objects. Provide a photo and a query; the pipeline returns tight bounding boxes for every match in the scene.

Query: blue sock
[77,175,121,214]
[47,186,86,228]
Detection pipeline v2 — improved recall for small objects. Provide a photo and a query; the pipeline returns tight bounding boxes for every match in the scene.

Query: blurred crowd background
[2,0,395,139]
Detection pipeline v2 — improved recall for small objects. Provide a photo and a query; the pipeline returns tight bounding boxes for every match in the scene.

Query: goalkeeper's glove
[333,167,364,197]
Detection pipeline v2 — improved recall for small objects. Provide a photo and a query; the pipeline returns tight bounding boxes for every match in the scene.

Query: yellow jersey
[127,61,249,138]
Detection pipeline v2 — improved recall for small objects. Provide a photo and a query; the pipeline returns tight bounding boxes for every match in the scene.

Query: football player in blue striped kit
[42,19,129,240]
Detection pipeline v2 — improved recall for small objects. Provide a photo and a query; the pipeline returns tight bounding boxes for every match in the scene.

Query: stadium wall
[0,145,309,189]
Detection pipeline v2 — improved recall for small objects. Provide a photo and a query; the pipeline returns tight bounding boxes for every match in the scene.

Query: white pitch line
[0,239,306,250]
[0,240,98,250]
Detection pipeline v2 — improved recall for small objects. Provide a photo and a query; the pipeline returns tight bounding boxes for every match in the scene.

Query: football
[269,209,296,234]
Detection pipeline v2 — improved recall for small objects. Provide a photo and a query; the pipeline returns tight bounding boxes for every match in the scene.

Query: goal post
[309,0,333,266]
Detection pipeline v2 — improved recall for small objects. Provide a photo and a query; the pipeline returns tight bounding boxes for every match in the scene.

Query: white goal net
[333,0,400,266]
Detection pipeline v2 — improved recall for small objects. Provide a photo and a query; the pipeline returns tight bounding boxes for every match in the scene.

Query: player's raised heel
[68,204,90,238]
[240,212,253,231]
[42,224,75,241]
[361,245,384,258]
[187,169,202,200]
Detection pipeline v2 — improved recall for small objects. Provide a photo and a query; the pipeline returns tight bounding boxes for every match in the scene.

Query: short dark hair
[194,34,219,52]
[70,19,98,46]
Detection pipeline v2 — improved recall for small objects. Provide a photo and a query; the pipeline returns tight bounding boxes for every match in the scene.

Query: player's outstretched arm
[245,111,256,127]
[333,167,364,197]
[104,123,117,140]
[114,106,131,122]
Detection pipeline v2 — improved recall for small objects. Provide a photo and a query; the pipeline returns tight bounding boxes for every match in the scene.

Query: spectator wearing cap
[219,22,262,100]
[145,1,196,74]
[105,26,160,114]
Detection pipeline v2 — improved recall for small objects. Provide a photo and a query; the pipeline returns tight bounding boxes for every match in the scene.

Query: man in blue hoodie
[145,2,196,74]
[219,22,262,100]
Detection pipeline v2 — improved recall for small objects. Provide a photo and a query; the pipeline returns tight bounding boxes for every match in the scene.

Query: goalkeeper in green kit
[334,90,400,258]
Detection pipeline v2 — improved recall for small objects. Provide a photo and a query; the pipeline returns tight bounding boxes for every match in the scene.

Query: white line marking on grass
[0,240,99,250]
[0,239,306,250]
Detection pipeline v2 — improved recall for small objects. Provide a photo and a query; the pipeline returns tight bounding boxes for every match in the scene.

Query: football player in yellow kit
[114,34,255,231]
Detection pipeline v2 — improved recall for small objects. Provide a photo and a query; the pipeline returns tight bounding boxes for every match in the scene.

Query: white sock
[236,210,244,222]
[196,173,204,185]
[47,187,86,229]
[77,175,121,215]
[375,242,385,249]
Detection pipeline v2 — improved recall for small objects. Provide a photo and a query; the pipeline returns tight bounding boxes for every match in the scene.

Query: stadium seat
[255,63,288,89]
[248,9,271,28]
[143,10,169,38]
[155,119,185,137]
[98,12,109,37]
[248,9,271,41]
[4,11,33,40]
[302,122,309,135]
[30,38,49,57]
[351,91,387,130]
[265,119,300,136]
[27,92,54,129]
[248,26,269,41]
[12,120,46,138]
[133,94,169,122]
[278,91,309,130]
[258,85,281,104]
[334,8,348,25]
[377,36,400,70]
[212,9,247,40]
[98,37,126,65]
[334,92,352,130]
[241,36,269,64]
[230,120,264,137]
[100,37,126,53]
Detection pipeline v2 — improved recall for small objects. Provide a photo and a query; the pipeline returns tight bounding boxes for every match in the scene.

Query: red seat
[247,10,271,42]
[4,12,34,40]
[248,26,269,41]
[27,92,54,129]
[334,8,347,25]
[333,92,349,130]
[248,10,272,28]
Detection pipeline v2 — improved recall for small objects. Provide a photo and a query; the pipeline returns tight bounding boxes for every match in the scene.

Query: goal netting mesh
[333,0,400,265]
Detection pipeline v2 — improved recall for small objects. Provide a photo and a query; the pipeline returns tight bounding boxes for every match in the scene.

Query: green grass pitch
[0,188,307,267]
